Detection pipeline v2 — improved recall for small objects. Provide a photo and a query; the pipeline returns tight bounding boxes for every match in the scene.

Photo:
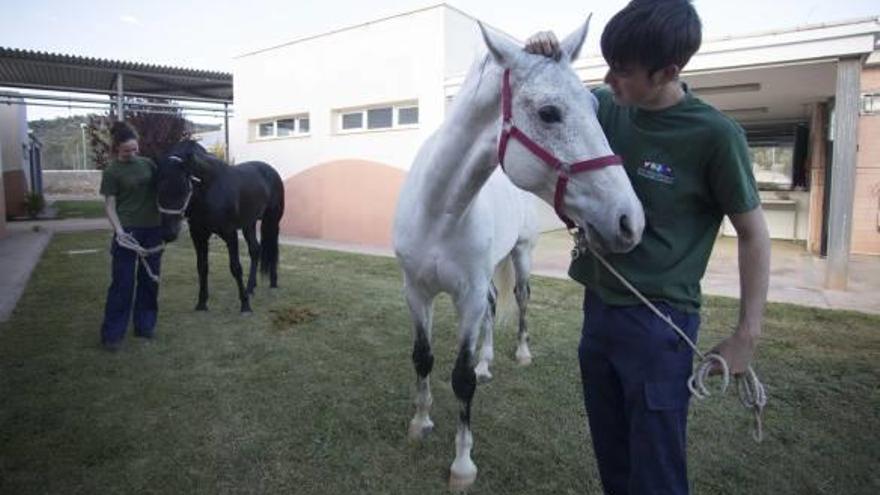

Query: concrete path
[281,230,880,315]
[0,219,110,323]
[0,228,52,322]
[1,218,877,323]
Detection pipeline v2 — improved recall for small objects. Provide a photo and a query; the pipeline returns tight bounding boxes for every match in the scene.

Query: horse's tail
[492,255,518,327]
[260,168,285,279]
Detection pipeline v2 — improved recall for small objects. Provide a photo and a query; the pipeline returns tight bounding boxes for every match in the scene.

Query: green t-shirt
[99,156,161,228]
[569,85,760,312]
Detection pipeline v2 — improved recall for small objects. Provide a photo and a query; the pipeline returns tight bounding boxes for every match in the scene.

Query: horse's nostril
[619,214,633,239]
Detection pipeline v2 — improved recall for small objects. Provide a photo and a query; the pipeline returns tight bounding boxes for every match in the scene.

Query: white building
[231,5,516,246]
[231,4,880,273]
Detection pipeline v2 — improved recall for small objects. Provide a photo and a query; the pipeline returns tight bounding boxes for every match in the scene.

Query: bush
[23,192,46,219]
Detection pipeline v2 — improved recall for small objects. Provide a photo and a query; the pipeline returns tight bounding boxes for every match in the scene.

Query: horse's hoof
[408,418,434,440]
[474,361,493,384]
[449,463,477,491]
[195,305,208,312]
[241,309,253,316]
[515,346,532,366]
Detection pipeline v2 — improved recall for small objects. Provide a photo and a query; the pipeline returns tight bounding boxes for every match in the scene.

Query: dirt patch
[270,306,319,331]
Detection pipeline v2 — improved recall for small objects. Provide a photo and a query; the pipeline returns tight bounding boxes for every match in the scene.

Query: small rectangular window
[342,112,363,130]
[258,122,274,138]
[367,107,393,129]
[298,117,310,133]
[276,119,295,136]
[398,106,419,125]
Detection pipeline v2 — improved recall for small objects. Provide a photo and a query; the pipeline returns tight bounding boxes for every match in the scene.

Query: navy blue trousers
[100,227,163,346]
[579,289,700,495]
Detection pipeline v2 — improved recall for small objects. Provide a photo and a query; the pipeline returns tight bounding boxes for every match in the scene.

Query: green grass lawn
[1,231,878,494]
[51,200,106,219]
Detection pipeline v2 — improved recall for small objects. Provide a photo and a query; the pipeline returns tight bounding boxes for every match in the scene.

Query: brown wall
[0,163,6,239]
[280,160,406,247]
[807,102,828,254]
[853,66,880,255]
[3,170,28,218]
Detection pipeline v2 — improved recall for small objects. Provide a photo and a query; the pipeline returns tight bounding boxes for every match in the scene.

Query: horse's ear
[479,22,520,67]
[560,14,591,63]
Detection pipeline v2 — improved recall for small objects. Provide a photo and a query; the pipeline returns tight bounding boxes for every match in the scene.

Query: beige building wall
[0,138,6,238]
[852,65,880,254]
[1,96,29,218]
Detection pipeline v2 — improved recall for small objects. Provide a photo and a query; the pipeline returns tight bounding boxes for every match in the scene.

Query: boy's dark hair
[601,0,702,76]
[109,120,138,150]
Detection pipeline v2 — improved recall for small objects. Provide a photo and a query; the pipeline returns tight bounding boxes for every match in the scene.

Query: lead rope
[571,229,767,442]
[115,232,165,284]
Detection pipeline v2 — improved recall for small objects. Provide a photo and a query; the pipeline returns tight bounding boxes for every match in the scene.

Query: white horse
[392,19,645,489]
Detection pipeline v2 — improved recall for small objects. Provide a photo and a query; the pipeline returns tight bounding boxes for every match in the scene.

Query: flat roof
[236,3,519,59]
[0,47,233,102]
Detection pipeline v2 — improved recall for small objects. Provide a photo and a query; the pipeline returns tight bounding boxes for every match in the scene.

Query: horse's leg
[243,223,260,295]
[221,230,251,313]
[405,281,436,440]
[474,283,496,383]
[449,286,487,490]
[191,227,210,311]
[511,241,533,365]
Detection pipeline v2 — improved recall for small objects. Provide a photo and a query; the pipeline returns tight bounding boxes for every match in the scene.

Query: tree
[87,98,191,169]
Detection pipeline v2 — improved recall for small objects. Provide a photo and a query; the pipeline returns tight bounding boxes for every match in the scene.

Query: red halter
[497,69,622,229]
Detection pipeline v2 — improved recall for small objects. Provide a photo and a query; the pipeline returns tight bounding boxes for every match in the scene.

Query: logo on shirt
[637,161,675,185]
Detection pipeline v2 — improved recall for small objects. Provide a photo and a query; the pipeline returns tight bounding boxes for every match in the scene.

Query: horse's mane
[171,139,228,171]
[445,50,553,127]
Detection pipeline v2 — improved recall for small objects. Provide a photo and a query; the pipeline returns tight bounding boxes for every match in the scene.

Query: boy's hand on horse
[524,31,561,60]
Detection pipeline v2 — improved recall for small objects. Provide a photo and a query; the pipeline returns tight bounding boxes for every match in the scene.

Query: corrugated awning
[0,47,232,102]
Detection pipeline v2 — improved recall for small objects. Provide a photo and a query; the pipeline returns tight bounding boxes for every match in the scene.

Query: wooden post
[825,57,861,290]
[116,73,124,120]
[224,102,230,161]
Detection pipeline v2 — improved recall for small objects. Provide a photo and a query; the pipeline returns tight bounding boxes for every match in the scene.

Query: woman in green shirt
[99,121,164,351]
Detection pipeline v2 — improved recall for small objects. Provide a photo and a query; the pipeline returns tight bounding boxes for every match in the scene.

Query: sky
[4,0,878,120]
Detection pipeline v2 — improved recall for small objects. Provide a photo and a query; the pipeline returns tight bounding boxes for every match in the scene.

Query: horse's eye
[538,105,562,124]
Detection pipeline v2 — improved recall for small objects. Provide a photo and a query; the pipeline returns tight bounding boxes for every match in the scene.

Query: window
[276,118,295,136]
[342,112,363,130]
[398,106,419,125]
[368,108,393,129]
[749,145,793,190]
[862,93,880,115]
[336,101,419,133]
[253,114,310,139]
[258,122,274,138]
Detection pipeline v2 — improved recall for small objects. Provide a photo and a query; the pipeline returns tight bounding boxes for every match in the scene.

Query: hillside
[29,115,221,170]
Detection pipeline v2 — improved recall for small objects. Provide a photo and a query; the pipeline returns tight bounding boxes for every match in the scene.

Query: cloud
[120,15,139,24]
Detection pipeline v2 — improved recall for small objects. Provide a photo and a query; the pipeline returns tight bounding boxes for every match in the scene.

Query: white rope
[571,230,767,442]
[115,232,165,284]
[157,184,193,216]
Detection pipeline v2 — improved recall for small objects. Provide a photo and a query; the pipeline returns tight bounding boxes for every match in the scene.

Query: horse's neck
[192,154,227,184]
[422,59,503,218]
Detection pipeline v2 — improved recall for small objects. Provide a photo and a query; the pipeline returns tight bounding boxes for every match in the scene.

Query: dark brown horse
[156,140,284,313]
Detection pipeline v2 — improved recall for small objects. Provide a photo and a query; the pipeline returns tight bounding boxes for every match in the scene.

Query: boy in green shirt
[526,1,771,493]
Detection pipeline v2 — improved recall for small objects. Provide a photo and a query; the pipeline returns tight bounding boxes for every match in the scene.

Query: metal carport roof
[0,47,232,102]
